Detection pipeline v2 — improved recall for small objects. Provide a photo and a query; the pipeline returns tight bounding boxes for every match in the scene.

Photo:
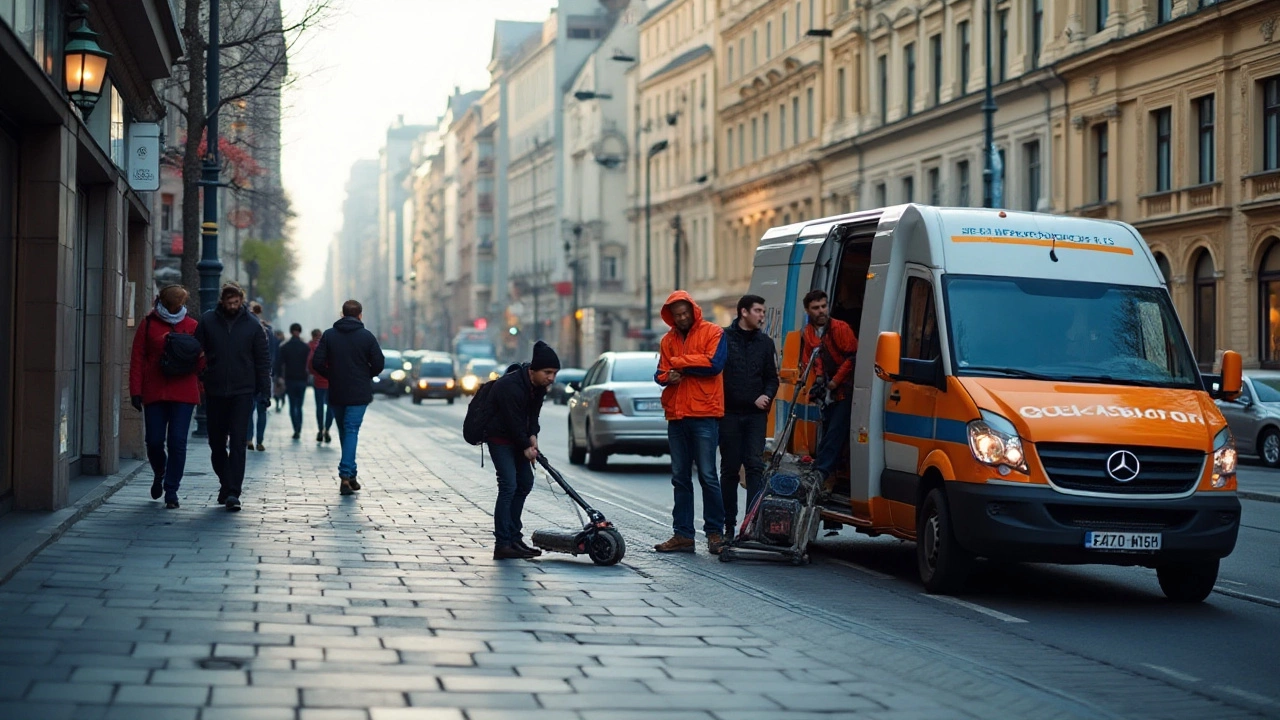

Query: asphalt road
[375,394,1280,719]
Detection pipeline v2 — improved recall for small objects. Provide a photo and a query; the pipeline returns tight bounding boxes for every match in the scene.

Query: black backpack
[462,363,522,445]
[147,316,202,377]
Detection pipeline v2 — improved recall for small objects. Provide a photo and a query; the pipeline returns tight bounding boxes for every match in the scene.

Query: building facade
[376,118,428,346]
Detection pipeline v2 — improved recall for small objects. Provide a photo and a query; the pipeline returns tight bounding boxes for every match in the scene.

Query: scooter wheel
[588,529,626,566]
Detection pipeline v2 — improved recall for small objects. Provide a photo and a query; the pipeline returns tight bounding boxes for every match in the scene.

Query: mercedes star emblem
[1105,450,1140,483]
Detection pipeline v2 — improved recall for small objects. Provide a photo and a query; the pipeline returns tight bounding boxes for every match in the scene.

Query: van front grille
[1036,443,1204,495]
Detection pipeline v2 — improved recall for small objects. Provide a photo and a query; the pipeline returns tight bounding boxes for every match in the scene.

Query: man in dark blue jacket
[311,300,385,496]
[719,294,779,539]
[195,282,271,511]
[278,323,312,440]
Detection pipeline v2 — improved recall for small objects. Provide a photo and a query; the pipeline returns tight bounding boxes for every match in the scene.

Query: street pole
[570,224,582,368]
[644,150,652,333]
[671,214,682,291]
[982,0,996,209]
[193,0,222,438]
[530,140,541,345]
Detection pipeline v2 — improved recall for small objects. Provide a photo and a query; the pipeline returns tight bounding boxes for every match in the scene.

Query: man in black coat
[484,341,559,559]
[194,282,271,511]
[311,300,385,496]
[278,322,312,440]
[719,294,780,539]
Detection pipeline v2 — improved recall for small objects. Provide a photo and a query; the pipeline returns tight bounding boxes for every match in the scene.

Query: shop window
[1193,250,1216,368]
[1260,242,1280,367]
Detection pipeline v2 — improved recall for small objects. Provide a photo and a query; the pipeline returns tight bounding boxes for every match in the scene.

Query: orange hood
[956,377,1224,451]
[661,290,704,328]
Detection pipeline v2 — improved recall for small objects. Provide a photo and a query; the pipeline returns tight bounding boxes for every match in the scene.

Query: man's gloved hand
[131,395,143,412]
[808,381,828,407]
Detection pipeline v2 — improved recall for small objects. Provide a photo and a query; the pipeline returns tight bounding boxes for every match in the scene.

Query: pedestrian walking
[278,322,311,440]
[129,284,204,509]
[719,294,779,540]
[310,300,385,496]
[653,290,728,555]
[248,302,277,451]
[483,341,559,560]
[195,282,271,511]
[799,289,858,494]
[308,328,334,444]
[272,329,286,412]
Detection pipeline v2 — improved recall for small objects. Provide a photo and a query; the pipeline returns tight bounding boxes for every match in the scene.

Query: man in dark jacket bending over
[311,300,385,496]
[485,341,560,559]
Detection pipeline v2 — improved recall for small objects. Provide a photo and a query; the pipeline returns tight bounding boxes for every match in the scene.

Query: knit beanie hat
[531,341,561,371]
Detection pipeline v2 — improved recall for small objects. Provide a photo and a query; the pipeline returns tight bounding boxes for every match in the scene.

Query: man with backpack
[310,300,385,496]
[195,282,271,511]
[464,341,559,560]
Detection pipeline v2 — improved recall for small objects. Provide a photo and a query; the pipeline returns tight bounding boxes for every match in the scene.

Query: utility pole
[671,214,683,290]
[982,0,996,208]
[569,224,582,368]
[193,0,222,437]
[530,138,545,345]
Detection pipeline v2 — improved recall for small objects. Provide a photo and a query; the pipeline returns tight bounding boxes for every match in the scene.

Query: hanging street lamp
[64,2,112,115]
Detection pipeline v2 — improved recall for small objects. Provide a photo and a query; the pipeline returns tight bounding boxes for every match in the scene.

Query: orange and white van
[748,204,1243,602]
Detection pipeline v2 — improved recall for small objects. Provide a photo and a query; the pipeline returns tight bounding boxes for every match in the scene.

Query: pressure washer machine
[529,453,627,566]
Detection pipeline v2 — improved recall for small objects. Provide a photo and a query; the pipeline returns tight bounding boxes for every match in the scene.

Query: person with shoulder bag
[129,285,204,509]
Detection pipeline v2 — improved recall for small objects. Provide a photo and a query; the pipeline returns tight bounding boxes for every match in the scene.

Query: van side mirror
[1220,351,1242,399]
[875,332,901,381]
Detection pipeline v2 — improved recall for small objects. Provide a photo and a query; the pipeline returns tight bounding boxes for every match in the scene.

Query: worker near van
[719,294,779,541]
[653,291,728,555]
[800,289,858,493]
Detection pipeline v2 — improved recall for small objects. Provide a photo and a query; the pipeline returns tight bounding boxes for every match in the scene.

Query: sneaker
[654,536,695,553]
[493,544,530,560]
[217,488,229,504]
[348,476,361,491]
[316,431,324,443]
[247,442,255,451]
[514,539,542,557]
[164,494,180,510]
[323,432,332,444]
[292,431,301,440]
[150,475,163,500]
[256,443,265,452]
[707,533,725,555]
[339,478,354,496]
[225,495,241,511]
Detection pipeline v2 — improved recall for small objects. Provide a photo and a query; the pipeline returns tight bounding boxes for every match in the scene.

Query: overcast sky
[279,0,557,298]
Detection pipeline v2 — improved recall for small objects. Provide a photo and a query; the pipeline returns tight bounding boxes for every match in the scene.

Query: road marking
[1141,663,1201,683]
[1214,685,1277,706]
[924,594,1029,623]
[1212,585,1280,609]
[826,558,894,580]
[1217,579,1247,586]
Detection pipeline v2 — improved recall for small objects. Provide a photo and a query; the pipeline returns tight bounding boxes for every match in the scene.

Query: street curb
[1239,490,1280,504]
[0,460,147,586]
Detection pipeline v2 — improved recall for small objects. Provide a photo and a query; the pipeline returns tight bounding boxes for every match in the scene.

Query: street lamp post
[529,137,549,345]
[193,0,222,438]
[643,140,668,335]
[568,224,583,368]
[982,0,997,208]
[670,214,683,290]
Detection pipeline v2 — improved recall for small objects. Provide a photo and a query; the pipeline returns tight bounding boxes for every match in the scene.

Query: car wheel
[412,395,422,405]
[917,488,972,594]
[568,419,586,465]
[1260,428,1280,468]
[447,396,455,405]
[1157,559,1219,603]
[586,423,609,471]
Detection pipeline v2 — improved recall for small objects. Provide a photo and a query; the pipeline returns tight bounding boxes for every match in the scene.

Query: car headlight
[390,369,406,382]
[403,361,412,371]
[461,375,478,391]
[446,379,455,389]
[1211,427,1237,488]
[967,411,1027,474]
[489,371,500,381]
[418,379,428,389]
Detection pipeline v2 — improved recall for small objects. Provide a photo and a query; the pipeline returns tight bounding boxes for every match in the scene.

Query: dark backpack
[462,363,522,445]
[147,316,202,377]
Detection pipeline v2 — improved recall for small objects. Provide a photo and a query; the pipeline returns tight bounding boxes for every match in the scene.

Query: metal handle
[889,390,901,403]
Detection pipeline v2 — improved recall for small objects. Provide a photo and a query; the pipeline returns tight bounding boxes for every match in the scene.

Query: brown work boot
[707,533,725,555]
[493,544,531,560]
[653,535,695,553]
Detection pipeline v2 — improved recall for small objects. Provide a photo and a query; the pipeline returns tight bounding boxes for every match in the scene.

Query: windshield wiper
[959,366,1057,381]
[1060,374,1183,388]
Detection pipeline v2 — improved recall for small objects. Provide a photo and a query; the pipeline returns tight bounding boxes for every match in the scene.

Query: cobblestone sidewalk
[0,410,1090,720]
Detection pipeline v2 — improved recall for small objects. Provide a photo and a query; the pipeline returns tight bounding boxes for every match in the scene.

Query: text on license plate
[634,399,661,412]
[1084,531,1162,551]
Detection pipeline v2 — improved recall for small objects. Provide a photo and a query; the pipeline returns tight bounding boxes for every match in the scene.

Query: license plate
[1084,531,1162,551]
[634,399,661,412]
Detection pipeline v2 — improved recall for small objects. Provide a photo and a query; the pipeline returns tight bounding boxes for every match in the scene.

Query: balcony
[1243,170,1280,213]
[1135,182,1228,227]
[477,157,495,175]
[477,193,494,214]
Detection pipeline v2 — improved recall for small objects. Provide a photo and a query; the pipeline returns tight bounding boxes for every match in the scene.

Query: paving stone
[99,706,200,720]
[298,710,371,720]
[405,692,540,709]
[368,709,464,720]
[200,708,297,720]
[115,684,210,705]
[303,689,410,708]
[209,686,300,706]
[26,681,114,703]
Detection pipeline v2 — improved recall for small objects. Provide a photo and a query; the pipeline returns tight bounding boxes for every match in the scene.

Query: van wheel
[917,488,973,594]
[568,420,586,465]
[1157,559,1219,603]
[1260,428,1280,467]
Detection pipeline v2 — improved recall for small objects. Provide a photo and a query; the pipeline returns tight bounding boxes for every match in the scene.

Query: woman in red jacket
[129,285,203,508]
[307,328,334,444]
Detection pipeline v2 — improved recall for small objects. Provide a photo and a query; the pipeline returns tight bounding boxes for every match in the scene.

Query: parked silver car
[1216,370,1280,467]
[567,351,667,470]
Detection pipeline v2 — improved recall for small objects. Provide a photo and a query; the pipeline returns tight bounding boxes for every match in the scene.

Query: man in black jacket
[719,294,780,539]
[484,341,559,559]
[195,282,271,511]
[278,322,312,440]
[311,300,385,496]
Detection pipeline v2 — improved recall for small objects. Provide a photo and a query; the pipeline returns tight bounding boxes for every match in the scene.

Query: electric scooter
[530,453,627,565]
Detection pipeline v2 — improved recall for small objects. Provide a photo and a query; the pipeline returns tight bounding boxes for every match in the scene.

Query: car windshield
[468,361,497,375]
[1252,378,1280,403]
[945,276,1200,389]
[611,356,658,383]
[557,369,586,383]
[457,343,493,359]
[419,362,452,377]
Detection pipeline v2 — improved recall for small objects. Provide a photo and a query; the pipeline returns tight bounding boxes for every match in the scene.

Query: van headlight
[1211,428,1237,488]
[461,375,479,392]
[390,369,406,382]
[967,411,1027,474]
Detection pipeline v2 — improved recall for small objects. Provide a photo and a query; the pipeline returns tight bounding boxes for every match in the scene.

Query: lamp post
[63,3,111,115]
[193,0,222,437]
[567,224,583,368]
[529,137,549,345]
[670,214,683,290]
[982,0,997,208]
[806,27,833,141]
[644,139,668,335]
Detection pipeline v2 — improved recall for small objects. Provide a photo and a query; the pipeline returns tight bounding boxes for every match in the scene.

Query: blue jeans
[815,396,853,478]
[331,403,367,478]
[314,387,334,432]
[286,380,308,433]
[252,393,270,444]
[488,443,535,546]
[668,417,724,539]
[144,401,195,498]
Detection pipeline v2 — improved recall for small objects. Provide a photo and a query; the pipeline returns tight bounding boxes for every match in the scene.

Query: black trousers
[719,411,768,534]
[206,393,255,496]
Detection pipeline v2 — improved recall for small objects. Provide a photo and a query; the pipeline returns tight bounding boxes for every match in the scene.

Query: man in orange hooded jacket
[653,291,729,554]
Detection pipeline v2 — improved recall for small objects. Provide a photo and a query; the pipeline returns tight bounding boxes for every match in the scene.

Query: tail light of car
[597,391,622,414]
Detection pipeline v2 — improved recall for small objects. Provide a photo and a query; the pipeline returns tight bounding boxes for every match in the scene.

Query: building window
[958,21,970,97]
[998,10,1008,82]
[930,34,943,106]
[807,88,815,138]
[793,97,800,145]
[738,122,745,166]
[1157,0,1171,23]
[957,160,971,206]
[998,148,1007,202]
[809,0,815,29]
[763,112,771,154]
[780,103,787,149]
[927,167,940,205]
[904,43,916,116]
[837,67,846,121]
[601,255,619,280]
[161,193,175,232]
[1095,0,1108,32]
[1024,140,1041,211]
[767,21,773,59]
[1193,250,1216,368]
[781,12,788,49]
[902,176,915,203]
[1197,95,1215,184]
[1264,77,1280,171]
[875,182,887,206]
[1260,242,1280,366]
[1030,0,1043,69]
[795,1,802,41]
[727,46,734,81]
[752,29,758,66]
[1094,123,1109,203]
[752,117,758,160]
[727,128,734,169]
[739,38,745,76]
[1154,107,1172,192]
[877,54,888,123]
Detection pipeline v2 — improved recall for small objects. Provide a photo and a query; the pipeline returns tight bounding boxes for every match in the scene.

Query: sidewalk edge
[0,460,147,586]
[1238,490,1280,504]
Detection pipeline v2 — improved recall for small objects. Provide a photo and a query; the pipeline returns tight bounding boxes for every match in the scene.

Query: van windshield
[944,276,1200,389]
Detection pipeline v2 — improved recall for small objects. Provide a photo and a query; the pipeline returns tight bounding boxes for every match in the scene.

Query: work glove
[131,395,143,412]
